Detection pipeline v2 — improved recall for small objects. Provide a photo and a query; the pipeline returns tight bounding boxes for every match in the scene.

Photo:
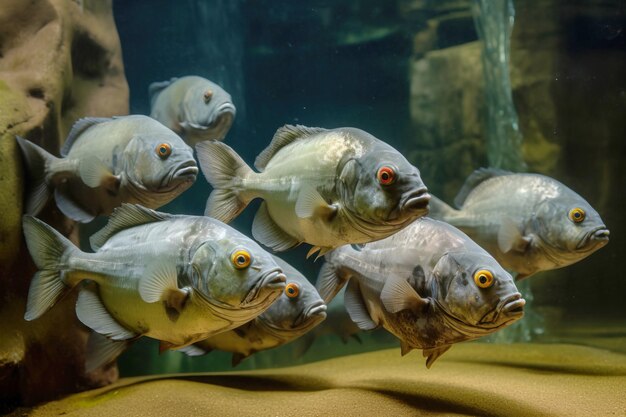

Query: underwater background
[109,0,626,375]
[0,0,624,412]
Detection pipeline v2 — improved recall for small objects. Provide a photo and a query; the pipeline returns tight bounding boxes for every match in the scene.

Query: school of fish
[16,75,609,372]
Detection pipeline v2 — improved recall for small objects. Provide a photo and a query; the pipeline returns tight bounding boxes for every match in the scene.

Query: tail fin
[22,215,77,321]
[195,141,254,223]
[15,136,57,216]
[427,195,459,221]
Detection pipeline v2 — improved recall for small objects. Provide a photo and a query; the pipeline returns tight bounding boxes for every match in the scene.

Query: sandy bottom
[16,343,626,417]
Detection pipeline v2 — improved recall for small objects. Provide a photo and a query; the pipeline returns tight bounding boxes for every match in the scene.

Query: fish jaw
[575,226,610,252]
[400,187,431,218]
[479,292,526,326]
[292,300,328,328]
[160,160,199,191]
[242,268,286,306]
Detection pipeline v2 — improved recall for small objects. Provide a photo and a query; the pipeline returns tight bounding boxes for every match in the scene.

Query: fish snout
[593,228,610,242]
[216,102,236,116]
[401,187,431,215]
[293,300,327,327]
[260,268,287,291]
[501,292,526,318]
[243,268,286,305]
[173,160,199,182]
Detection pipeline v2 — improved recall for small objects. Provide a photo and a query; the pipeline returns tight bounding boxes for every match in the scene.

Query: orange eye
[157,143,172,159]
[203,89,213,103]
[474,269,494,289]
[568,208,585,223]
[285,282,299,298]
[377,166,396,185]
[231,249,251,269]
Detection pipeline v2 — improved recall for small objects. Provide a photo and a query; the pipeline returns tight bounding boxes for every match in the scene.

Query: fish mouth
[215,102,236,117]
[476,292,525,327]
[292,300,328,328]
[499,292,526,318]
[400,187,431,216]
[242,267,286,305]
[159,160,198,191]
[576,226,610,251]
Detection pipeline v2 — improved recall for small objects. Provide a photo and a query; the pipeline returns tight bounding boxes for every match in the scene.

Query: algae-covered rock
[0,0,128,409]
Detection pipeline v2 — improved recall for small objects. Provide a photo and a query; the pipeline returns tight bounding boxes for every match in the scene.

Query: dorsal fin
[254,125,328,171]
[454,168,514,208]
[90,204,172,250]
[148,77,178,107]
[61,117,112,157]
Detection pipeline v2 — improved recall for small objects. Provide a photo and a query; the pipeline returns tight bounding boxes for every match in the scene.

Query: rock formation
[0,0,128,408]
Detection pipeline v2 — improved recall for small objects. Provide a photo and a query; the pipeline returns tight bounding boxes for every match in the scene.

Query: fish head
[124,132,198,193]
[339,147,430,227]
[532,194,609,261]
[257,256,327,337]
[191,235,286,309]
[182,82,236,140]
[432,251,524,333]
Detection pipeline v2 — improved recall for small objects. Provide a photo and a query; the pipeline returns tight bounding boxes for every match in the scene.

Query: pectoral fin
[423,345,451,369]
[295,185,337,219]
[344,279,377,331]
[79,156,119,192]
[497,218,531,253]
[138,259,189,315]
[380,276,429,314]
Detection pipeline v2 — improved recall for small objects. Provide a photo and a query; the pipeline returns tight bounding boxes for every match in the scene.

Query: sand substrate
[16,343,626,416]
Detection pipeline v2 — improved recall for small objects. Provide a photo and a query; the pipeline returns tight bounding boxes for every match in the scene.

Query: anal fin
[423,345,451,369]
[85,331,134,373]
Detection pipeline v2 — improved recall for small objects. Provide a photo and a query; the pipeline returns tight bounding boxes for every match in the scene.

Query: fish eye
[285,282,300,298]
[231,249,251,269]
[203,89,213,103]
[474,269,494,289]
[568,207,586,223]
[376,165,396,186]
[156,143,172,159]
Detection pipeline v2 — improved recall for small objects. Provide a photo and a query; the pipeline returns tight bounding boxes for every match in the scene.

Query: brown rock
[0,0,128,408]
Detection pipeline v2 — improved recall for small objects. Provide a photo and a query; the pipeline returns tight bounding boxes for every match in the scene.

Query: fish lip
[293,300,328,328]
[400,188,431,215]
[476,292,525,326]
[216,102,236,116]
[576,226,610,250]
[162,160,198,189]
[243,268,286,305]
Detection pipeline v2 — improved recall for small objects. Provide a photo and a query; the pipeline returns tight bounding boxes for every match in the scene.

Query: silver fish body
[22,204,286,350]
[197,125,430,258]
[188,256,327,366]
[149,76,236,145]
[316,217,525,368]
[429,168,610,279]
[16,115,198,222]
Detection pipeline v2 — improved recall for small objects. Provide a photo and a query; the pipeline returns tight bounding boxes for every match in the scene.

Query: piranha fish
[428,168,610,279]
[22,204,286,366]
[181,256,327,366]
[16,115,198,223]
[197,125,431,258]
[316,217,525,368]
[149,76,236,145]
